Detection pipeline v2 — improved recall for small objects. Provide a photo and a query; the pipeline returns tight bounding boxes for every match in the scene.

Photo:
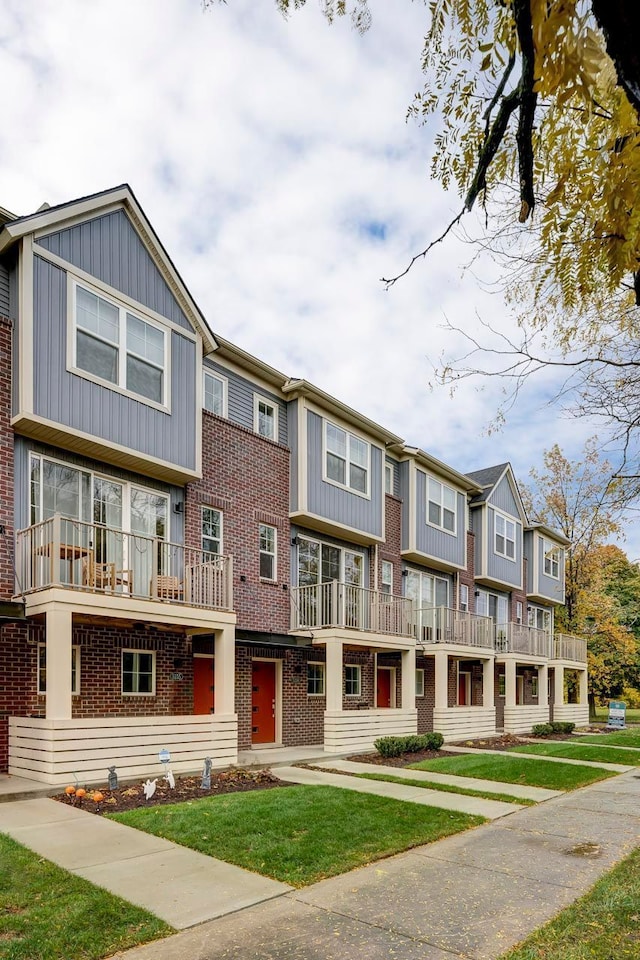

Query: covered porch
[550,635,589,726]
[498,657,550,734]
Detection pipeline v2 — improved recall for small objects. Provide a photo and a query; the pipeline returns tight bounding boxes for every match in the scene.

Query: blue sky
[1,0,633,554]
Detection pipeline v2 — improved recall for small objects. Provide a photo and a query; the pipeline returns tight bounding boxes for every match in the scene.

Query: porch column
[579,668,588,706]
[434,651,448,709]
[504,658,517,709]
[554,664,565,706]
[538,663,549,706]
[401,647,416,711]
[215,624,235,715]
[482,657,494,709]
[325,640,343,712]
[45,606,73,720]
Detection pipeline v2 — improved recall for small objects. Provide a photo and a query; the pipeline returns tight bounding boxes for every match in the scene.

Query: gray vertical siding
[398,461,410,550]
[33,256,197,472]
[414,469,466,566]
[288,400,298,511]
[38,210,191,331]
[470,507,484,575]
[10,265,18,415]
[486,507,522,586]
[204,358,287,444]
[14,436,183,541]
[524,530,534,594]
[536,536,565,603]
[385,457,400,498]
[0,261,8,316]
[306,411,383,538]
[490,474,521,517]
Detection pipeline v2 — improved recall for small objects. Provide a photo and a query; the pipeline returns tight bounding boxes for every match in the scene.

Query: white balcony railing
[415,606,495,650]
[290,581,414,638]
[554,633,588,662]
[495,623,554,658]
[15,515,233,612]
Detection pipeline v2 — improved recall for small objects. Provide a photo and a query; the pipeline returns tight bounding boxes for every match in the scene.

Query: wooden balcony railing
[290,582,414,638]
[495,623,554,658]
[15,515,233,612]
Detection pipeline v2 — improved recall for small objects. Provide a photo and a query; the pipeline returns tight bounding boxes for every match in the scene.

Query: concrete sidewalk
[110,769,640,960]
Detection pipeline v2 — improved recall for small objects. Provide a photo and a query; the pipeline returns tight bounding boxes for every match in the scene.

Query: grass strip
[578,730,640,748]
[110,784,484,887]
[595,706,640,723]
[408,753,617,790]
[499,845,640,959]
[354,771,535,805]
[0,833,171,960]
[507,742,640,765]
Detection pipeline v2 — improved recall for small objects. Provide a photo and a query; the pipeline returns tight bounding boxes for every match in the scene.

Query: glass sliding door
[130,488,169,597]
[93,478,124,586]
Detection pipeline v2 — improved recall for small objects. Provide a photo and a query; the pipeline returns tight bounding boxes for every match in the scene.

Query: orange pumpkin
[92,791,104,803]
[75,788,86,799]
[64,785,76,795]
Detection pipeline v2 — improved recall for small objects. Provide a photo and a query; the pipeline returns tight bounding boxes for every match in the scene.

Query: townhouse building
[0,185,589,785]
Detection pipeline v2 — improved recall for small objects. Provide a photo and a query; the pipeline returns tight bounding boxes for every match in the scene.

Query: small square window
[415,668,425,697]
[259,524,277,580]
[345,664,361,697]
[122,650,155,695]
[307,662,325,696]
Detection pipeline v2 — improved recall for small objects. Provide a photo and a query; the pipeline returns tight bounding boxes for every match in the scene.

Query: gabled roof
[282,378,404,447]
[0,184,217,354]
[402,447,483,494]
[466,463,511,501]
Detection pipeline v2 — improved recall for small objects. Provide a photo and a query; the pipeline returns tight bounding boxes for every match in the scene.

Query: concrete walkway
[111,768,640,960]
[0,797,290,929]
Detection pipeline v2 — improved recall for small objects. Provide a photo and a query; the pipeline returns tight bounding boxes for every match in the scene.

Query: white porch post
[434,651,448,709]
[214,624,236,714]
[45,606,73,720]
[483,657,494,709]
[538,663,549,707]
[325,640,343,712]
[401,647,416,711]
[579,668,588,706]
[504,658,517,709]
[554,664,565,706]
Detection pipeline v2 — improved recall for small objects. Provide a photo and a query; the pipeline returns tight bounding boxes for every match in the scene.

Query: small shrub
[374,732,444,757]
[532,723,554,737]
[550,721,575,734]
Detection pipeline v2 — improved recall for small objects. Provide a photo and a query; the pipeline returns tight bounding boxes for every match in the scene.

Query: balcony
[495,623,554,658]
[554,633,588,663]
[415,606,494,650]
[15,516,233,612]
[290,582,414,638]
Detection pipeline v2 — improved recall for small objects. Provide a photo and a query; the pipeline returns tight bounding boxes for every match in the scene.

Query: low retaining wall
[8,714,238,786]
[432,707,496,742]
[323,709,417,754]
[552,704,590,727]
[503,704,550,734]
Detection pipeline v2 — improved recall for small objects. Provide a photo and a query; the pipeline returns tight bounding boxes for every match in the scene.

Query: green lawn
[580,729,640,748]
[499,845,640,959]
[110,784,483,887]
[355,772,535,805]
[594,705,640,723]
[0,833,171,960]
[408,754,616,790]
[507,741,640,765]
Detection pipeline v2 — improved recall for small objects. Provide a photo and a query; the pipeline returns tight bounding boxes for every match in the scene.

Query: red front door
[252,661,276,744]
[193,657,215,714]
[377,669,392,708]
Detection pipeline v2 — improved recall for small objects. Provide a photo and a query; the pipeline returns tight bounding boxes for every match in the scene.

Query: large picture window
[73,280,167,406]
[325,421,369,495]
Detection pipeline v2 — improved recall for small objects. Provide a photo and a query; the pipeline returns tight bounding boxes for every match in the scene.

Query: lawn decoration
[107,766,118,790]
[142,778,158,800]
[164,768,175,790]
[201,757,212,790]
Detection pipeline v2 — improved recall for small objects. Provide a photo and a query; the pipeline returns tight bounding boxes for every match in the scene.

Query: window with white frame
[254,396,278,441]
[543,540,561,579]
[73,281,167,406]
[531,674,539,698]
[122,650,155,695]
[494,512,516,559]
[380,560,393,595]
[385,462,393,495]
[405,569,449,608]
[325,421,369,495]
[37,643,80,695]
[259,524,277,580]
[297,536,364,588]
[528,604,552,632]
[516,601,523,624]
[427,476,457,533]
[203,370,227,417]
[202,507,222,555]
[307,662,325,696]
[415,668,425,697]
[459,583,469,612]
[498,673,506,697]
[345,664,361,696]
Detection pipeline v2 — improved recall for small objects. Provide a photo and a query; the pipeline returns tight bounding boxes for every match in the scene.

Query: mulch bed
[52,768,287,815]
[345,749,460,767]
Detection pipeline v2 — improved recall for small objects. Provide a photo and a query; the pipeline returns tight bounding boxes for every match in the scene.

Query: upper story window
[543,540,561,579]
[203,370,227,417]
[385,462,393,494]
[494,512,516,560]
[459,583,469,612]
[427,477,456,534]
[297,535,364,588]
[202,507,222,555]
[259,523,277,580]
[528,604,552,632]
[405,569,449,608]
[73,281,167,407]
[254,396,278,441]
[324,421,369,496]
[380,560,393,595]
